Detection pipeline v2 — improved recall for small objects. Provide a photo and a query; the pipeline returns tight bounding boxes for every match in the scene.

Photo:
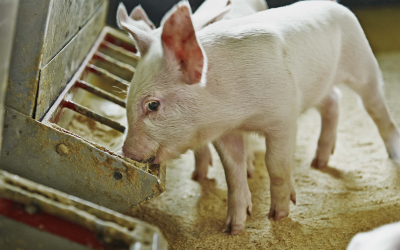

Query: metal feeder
[1,0,166,213]
[0,170,168,250]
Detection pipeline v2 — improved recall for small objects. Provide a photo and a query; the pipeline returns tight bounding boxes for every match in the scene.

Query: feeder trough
[1,0,166,214]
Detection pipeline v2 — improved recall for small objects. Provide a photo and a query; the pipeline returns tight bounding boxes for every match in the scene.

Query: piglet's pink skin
[118,1,400,235]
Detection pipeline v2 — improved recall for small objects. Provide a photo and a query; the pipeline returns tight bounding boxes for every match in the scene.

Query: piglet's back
[198,1,373,111]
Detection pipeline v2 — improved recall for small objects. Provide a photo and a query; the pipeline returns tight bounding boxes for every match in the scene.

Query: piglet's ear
[130,5,156,30]
[161,2,207,86]
[117,3,155,56]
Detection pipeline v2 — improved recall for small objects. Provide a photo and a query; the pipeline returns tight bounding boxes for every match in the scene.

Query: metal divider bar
[75,80,126,108]
[100,40,139,61]
[61,100,126,133]
[93,51,136,74]
[86,64,130,90]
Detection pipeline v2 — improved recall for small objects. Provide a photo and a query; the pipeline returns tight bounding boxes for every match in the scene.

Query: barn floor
[125,7,400,250]
[64,5,400,250]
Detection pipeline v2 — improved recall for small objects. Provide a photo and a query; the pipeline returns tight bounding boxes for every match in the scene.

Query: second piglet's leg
[213,133,252,235]
[192,145,213,181]
[244,134,255,178]
[265,126,297,221]
[311,87,341,169]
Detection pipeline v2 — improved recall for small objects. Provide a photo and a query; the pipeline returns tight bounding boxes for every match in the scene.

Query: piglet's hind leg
[348,76,400,163]
[265,125,297,221]
[311,87,341,169]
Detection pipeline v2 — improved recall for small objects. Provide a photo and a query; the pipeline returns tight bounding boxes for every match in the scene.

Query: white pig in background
[347,221,400,250]
[117,0,400,234]
[124,0,232,35]
[125,0,268,33]
[120,0,268,181]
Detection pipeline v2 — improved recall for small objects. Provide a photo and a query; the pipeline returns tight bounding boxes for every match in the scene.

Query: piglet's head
[117,2,208,164]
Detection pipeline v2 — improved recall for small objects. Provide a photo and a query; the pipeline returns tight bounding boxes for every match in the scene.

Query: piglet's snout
[122,148,156,163]
[121,135,159,163]
[121,146,145,162]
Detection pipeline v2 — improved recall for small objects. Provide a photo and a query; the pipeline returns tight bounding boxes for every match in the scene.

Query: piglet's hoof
[247,167,254,178]
[222,206,252,235]
[268,210,289,221]
[268,191,296,221]
[191,171,207,181]
[311,157,327,169]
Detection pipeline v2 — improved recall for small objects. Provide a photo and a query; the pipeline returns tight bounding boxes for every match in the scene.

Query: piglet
[347,222,400,250]
[119,0,268,181]
[118,1,400,234]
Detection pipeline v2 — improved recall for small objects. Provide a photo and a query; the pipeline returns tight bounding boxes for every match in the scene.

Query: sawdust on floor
[126,52,400,249]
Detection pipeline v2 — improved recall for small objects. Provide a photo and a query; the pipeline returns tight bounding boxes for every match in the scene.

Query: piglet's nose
[121,147,143,162]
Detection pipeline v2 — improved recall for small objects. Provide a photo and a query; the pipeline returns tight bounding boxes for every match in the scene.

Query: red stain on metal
[92,52,106,62]
[87,64,101,75]
[62,100,78,112]
[75,80,89,90]
[0,198,106,249]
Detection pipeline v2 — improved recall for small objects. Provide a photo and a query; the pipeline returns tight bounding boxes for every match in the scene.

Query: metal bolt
[3,125,7,128]
[24,204,39,215]
[113,171,123,180]
[56,143,69,156]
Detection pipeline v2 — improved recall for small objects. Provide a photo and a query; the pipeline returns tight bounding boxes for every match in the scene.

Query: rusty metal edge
[1,107,166,212]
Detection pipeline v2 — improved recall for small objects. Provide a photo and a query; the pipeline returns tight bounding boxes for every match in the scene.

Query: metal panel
[42,0,105,65]
[5,0,51,117]
[0,107,166,213]
[0,0,19,151]
[35,2,107,120]
[0,170,167,249]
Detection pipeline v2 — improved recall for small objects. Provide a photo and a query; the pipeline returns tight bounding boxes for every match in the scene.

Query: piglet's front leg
[265,127,297,221]
[213,133,252,235]
[192,145,213,181]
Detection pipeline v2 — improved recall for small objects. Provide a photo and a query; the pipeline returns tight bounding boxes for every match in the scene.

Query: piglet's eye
[146,101,160,112]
